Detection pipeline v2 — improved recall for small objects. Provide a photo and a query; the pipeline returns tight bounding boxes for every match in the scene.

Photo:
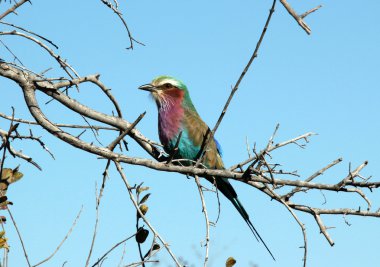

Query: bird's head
[138,76,191,110]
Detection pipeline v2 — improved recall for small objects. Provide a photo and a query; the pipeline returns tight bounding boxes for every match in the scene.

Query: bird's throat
[157,89,185,146]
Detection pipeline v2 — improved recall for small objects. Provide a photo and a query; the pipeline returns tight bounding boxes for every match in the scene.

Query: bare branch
[114,162,183,267]
[196,0,277,166]
[279,0,323,34]
[85,184,103,267]
[0,0,31,20]
[229,131,316,171]
[99,0,144,49]
[0,21,59,49]
[33,206,83,267]
[283,158,343,200]
[0,112,118,131]
[91,232,137,267]
[194,175,210,267]
[265,186,307,267]
[0,126,42,170]
[7,207,31,267]
[107,112,146,150]
[0,31,79,78]
[300,5,323,19]
[313,212,334,246]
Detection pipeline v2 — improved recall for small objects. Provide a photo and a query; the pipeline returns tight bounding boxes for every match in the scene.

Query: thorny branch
[6,207,31,267]
[2,60,379,266]
[114,162,183,267]
[90,232,138,267]
[196,0,277,167]
[194,175,211,267]
[99,0,144,49]
[0,0,31,21]
[33,207,83,267]
[1,1,379,267]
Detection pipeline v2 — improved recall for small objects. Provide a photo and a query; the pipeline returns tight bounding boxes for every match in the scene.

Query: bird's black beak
[138,84,156,92]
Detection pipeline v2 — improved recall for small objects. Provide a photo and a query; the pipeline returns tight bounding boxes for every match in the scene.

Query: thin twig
[263,186,307,267]
[99,0,144,49]
[194,175,210,267]
[0,31,79,79]
[0,112,117,131]
[300,5,323,19]
[33,206,83,267]
[91,232,137,267]
[85,185,102,267]
[229,132,315,171]
[107,112,146,150]
[7,207,31,267]
[117,242,126,267]
[283,158,343,200]
[196,0,277,166]
[114,162,183,267]
[0,21,59,49]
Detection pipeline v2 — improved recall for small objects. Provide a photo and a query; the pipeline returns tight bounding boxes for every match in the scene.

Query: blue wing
[214,137,223,157]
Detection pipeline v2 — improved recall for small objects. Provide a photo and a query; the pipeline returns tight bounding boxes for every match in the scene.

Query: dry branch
[0,0,31,20]
[194,175,211,267]
[33,207,83,267]
[3,58,377,265]
[99,0,144,49]
[279,0,322,34]
[114,162,183,267]
[0,2,378,267]
[196,0,277,166]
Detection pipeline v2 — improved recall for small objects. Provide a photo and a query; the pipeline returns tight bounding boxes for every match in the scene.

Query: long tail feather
[232,198,276,261]
[215,177,276,261]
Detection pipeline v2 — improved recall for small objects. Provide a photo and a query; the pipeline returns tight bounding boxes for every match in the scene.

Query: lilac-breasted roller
[139,76,275,260]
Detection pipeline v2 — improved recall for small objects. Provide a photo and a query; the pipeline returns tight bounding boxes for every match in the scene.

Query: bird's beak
[138,84,156,92]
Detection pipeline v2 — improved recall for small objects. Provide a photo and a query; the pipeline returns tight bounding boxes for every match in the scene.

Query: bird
[138,75,275,260]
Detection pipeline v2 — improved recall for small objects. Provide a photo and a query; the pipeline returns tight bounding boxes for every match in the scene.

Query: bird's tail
[216,177,276,261]
[231,197,276,261]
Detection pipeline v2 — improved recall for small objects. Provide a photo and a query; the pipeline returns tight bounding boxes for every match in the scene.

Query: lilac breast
[158,103,184,146]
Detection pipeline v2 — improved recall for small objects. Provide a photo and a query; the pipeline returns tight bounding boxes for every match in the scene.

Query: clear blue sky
[1,1,380,266]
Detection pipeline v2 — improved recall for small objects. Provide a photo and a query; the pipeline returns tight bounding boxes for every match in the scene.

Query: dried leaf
[9,170,23,184]
[143,243,160,259]
[0,201,11,210]
[139,193,151,204]
[0,231,8,249]
[135,227,149,243]
[137,186,150,194]
[0,182,7,191]
[137,204,149,218]
[0,196,7,204]
[226,257,236,267]
[1,167,23,184]
[1,169,12,180]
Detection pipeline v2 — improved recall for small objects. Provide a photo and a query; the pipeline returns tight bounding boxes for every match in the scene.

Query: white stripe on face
[154,78,181,88]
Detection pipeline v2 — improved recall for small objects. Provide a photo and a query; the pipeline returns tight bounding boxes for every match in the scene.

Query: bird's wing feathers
[214,137,223,157]
[183,109,224,169]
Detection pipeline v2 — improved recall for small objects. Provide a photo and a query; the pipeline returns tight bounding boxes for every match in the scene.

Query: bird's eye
[163,83,172,89]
